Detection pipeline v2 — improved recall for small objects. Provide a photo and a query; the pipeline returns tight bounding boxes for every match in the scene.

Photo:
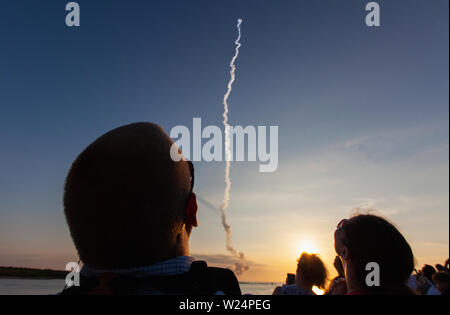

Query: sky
[0,0,448,282]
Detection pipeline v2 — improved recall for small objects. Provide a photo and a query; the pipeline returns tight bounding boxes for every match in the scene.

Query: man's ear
[185,193,198,227]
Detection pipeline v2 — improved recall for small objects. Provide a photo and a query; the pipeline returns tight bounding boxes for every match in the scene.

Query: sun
[293,238,325,295]
[296,239,319,255]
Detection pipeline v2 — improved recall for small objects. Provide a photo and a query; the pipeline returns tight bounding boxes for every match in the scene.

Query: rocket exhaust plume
[219,18,249,275]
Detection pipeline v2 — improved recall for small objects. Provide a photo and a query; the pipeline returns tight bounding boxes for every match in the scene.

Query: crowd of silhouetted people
[274,253,449,296]
[408,261,449,295]
[59,122,449,295]
[273,214,449,295]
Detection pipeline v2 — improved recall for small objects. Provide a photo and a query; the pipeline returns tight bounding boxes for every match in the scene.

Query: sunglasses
[336,219,347,232]
[335,219,350,251]
[177,160,195,236]
[187,160,195,195]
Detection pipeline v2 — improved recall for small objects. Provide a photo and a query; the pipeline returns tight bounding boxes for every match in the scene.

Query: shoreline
[0,276,65,280]
[0,267,67,280]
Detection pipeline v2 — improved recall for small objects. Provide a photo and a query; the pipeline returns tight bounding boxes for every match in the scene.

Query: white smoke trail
[219,18,249,275]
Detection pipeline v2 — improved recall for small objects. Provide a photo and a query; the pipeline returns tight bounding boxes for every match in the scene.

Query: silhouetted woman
[333,214,416,295]
[273,252,328,295]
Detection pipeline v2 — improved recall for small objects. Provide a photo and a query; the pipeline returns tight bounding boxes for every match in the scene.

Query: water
[0,278,280,295]
[239,282,280,295]
[0,278,65,295]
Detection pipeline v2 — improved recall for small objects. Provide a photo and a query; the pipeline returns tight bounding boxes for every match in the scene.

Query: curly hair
[297,252,328,289]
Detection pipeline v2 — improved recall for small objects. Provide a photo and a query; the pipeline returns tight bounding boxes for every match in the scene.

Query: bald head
[64,122,192,268]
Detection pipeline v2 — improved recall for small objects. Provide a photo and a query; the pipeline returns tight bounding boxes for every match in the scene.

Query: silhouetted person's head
[285,273,296,286]
[334,214,415,295]
[296,252,328,291]
[435,264,448,272]
[64,122,198,269]
[432,271,449,295]
[421,264,436,283]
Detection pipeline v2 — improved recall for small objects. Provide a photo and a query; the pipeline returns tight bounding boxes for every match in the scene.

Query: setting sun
[296,239,319,255]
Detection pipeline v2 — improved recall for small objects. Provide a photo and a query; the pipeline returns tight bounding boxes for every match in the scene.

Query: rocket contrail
[219,18,249,275]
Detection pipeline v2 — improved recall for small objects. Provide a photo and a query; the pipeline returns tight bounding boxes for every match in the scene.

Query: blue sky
[0,0,448,281]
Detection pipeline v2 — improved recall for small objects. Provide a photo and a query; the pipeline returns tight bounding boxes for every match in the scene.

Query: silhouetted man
[61,122,240,295]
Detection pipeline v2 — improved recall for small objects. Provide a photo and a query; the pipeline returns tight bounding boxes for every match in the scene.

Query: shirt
[278,284,315,295]
[81,256,195,277]
[80,256,196,294]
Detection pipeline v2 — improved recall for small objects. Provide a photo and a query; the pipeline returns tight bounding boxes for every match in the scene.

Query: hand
[330,277,347,295]
[415,273,426,285]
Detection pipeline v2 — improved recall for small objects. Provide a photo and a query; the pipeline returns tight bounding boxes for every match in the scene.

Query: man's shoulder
[61,259,241,295]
